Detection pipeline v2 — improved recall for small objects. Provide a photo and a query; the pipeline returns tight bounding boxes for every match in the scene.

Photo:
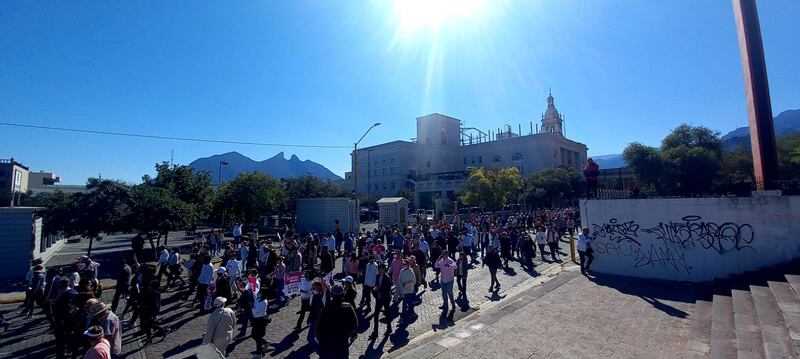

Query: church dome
[543,92,560,120]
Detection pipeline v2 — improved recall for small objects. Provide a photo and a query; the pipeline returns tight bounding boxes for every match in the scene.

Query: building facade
[346,93,588,209]
[0,158,30,206]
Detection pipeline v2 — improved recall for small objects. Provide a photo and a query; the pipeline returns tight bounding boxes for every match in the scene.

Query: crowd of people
[16,208,596,359]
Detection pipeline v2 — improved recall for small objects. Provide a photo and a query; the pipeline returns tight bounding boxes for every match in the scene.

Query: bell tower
[541,89,563,135]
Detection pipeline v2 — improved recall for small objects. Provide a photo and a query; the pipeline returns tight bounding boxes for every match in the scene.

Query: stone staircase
[686,262,800,358]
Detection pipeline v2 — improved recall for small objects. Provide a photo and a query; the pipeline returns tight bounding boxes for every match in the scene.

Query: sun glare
[391,0,489,37]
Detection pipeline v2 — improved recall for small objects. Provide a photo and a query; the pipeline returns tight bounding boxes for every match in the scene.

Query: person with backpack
[315,284,358,359]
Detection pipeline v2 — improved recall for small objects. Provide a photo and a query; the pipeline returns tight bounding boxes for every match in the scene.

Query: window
[463,158,467,165]
[382,183,387,190]
[390,167,394,174]
[390,158,394,163]
[382,168,386,175]
[512,153,522,161]
[440,129,447,145]
[492,155,502,163]
[375,184,379,191]
[426,161,431,168]
[382,159,386,165]
[391,182,395,190]
[478,156,482,163]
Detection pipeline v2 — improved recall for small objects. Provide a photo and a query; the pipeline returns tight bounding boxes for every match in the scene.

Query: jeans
[537,244,546,260]
[441,280,455,308]
[548,242,559,261]
[360,285,373,308]
[578,250,594,272]
[489,268,499,289]
[457,275,467,294]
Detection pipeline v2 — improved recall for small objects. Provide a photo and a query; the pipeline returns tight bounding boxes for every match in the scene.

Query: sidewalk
[390,265,701,359]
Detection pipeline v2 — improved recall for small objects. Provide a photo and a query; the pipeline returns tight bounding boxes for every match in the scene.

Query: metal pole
[353,143,358,202]
[733,0,779,191]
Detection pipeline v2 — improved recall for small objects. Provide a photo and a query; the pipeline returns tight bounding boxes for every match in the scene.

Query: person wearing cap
[83,325,110,359]
[342,276,357,307]
[89,301,121,357]
[315,284,358,359]
[204,297,237,355]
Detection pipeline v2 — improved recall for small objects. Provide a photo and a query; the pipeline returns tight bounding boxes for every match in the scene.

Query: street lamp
[353,122,381,205]
[218,160,229,186]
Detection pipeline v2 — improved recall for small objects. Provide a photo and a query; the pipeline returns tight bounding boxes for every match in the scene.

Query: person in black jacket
[139,279,167,342]
[315,284,358,359]
[371,264,392,337]
[52,278,78,359]
[111,258,131,313]
[26,264,46,318]
[483,245,502,292]
[319,250,334,275]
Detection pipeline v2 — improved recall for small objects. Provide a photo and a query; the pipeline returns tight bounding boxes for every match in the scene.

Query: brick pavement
[0,236,574,359]
[391,266,701,359]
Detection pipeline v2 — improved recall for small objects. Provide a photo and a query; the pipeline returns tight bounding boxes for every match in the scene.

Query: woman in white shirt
[295,272,314,329]
[577,228,594,274]
[251,288,269,355]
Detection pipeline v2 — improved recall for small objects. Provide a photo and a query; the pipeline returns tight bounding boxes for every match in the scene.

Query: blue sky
[1,0,798,184]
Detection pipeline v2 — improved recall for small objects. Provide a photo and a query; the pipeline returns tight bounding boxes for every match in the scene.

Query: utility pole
[733,0,779,191]
[353,122,381,208]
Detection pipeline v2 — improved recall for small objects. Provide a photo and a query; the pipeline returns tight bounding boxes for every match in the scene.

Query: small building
[377,197,410,227]
[0,207,65,279]
[295,198,359,234]
[0,158,29,206]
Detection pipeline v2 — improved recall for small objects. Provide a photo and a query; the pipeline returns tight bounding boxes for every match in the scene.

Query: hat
[213,297,227,307]
[84,325,104,338]
[330,284,344,296]
[78,255,89,260]
[215,267,227,274]
[343,276,353,283]
[89,301,109,316]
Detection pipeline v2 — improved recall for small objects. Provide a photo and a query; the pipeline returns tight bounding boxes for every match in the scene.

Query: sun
[391,0,489,38]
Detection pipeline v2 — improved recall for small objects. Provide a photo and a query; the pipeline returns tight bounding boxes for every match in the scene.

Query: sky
[1,0,798,185]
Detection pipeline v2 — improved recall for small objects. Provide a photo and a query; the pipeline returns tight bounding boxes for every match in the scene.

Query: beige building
[346,93,588,209]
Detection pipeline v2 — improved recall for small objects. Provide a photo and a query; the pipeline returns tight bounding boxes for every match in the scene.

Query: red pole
[732,0,779,191]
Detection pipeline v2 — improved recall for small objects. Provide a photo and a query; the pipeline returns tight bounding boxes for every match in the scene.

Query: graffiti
[592,218,641,245]
[642,215,754,253]
[591,215,755,274]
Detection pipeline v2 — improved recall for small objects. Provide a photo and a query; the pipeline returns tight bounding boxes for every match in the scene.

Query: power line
[0,121,351,149]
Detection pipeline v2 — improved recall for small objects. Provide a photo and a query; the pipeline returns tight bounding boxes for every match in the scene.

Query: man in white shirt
[360,256,378,311]
[577,228,594,274]
[232,223,242,249]
[157,246,170,282]
[534,228,547,261]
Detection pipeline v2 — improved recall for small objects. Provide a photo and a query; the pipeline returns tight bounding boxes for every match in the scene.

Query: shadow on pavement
[587,272,698,318]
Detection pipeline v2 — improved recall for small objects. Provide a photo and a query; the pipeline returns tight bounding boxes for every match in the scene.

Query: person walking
[315,284,358,359]
[204,297,237,355]
[156,246,170,283]
[111,259,131,313]
[455,251,469,300]
[371,264,392,337]
[251,288,270,355]
[52,278,78,359]
[82,325,111,359]
[342,276,357,307]
[483,245,502,292]
[195,257,214,313]
[534,227,547,261]
[397,259,417,324]
[360,256,378,311]
[139,279,167,343]
[88,301,121,358]
[435,251,456,311]
[547,224,560,262]
[577,228,594,274]
[25,264,45,318]
[167,248,184,287]
[295,271,314,329]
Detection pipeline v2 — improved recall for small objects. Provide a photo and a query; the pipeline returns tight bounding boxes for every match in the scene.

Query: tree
[138,162,212,246]
[212,172,286,227]
[524,167,582,206]
[69,179,132,256]
[715,147,755,195]
[623,124,723,196]
[394,187,415,208]
[282,176,350,212]
[22,190,76,236]
[778,133,800,181]
[459,167,523,210]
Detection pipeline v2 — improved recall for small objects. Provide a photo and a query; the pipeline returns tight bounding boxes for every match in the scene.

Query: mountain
[591,154,627,169]
[188,152,342,182]
[721,109,800,149]
[591,109,800,169]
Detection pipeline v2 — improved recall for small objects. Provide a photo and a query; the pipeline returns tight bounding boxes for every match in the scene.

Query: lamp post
[218,160,229,186]
[353,122,381,206]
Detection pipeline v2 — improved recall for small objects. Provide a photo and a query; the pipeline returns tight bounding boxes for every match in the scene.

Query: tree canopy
[459,167,523,209]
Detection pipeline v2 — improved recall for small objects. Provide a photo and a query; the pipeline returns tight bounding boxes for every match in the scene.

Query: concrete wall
[296,198,359,234]
[580,196,800,282]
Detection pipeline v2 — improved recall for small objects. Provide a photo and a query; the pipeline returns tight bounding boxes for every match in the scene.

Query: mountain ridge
[188,151,342,182]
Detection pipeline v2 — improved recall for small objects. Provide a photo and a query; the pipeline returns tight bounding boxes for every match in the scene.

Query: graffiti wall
[580,196,800,282]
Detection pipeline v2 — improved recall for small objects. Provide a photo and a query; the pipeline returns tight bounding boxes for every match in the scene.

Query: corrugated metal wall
[296,198,359,234]
[0,212,33,278]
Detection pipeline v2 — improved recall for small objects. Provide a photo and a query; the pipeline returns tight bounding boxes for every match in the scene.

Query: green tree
[282,176,350,212]
[212,172,286,227]
[143,162,213,232]
[128,184,191,252]
[22,190,76,236]
[778,133,800,181]
[624,124,723,196]
[524,167,582,206]
[70,179,132,256]
[459,167,523,209]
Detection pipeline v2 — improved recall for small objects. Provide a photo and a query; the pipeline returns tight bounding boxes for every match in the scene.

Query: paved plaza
[0,232,577,359]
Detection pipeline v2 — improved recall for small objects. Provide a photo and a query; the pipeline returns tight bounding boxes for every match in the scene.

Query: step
[686,299,713,359]
[731,285,767,358]
[786,274,800,299]
[710,281,737,359]
[750,283,796,358]
[770,280,800,356]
